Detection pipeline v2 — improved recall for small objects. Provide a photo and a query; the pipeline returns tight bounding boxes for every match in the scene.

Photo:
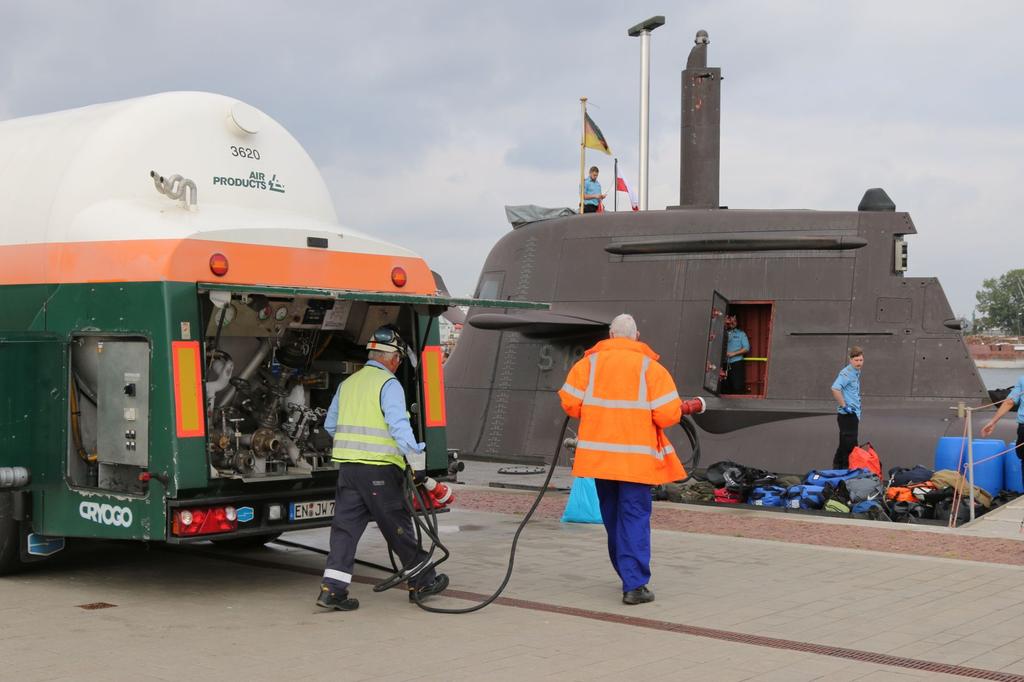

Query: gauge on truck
[275,306,289,321]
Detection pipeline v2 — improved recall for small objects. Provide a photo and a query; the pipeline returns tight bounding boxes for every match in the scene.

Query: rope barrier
[963,441,1023,468]
[943,393,1022,527]
[949,420,969,529]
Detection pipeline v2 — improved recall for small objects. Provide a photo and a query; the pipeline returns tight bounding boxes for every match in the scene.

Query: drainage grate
[77,602,117,610]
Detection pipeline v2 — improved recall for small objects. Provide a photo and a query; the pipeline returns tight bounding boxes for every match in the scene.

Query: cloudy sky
[2,1,1021,315]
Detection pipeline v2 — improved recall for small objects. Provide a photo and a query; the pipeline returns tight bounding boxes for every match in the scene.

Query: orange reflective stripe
[171,341,205,438]
[421,346,447,427]
[0,240,435,293]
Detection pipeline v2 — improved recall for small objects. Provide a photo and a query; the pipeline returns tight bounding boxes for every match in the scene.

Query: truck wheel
[210,533,282,549]
[0,493,22,575]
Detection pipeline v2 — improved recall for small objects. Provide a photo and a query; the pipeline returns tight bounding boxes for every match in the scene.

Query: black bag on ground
[721,466,748,492]
[921,486,953,506]
[888,465,934,487]
[822,482,851,505]
[889,500,929,522]
[704,461,745,487]
[990,491,1021,510]
[933,498,979,524]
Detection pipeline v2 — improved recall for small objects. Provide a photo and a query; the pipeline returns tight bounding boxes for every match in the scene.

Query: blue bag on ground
[852,500,886,514]
[561,477,604,523]
[748,485,787,507]
[804,468,871,487]
[785,484,826,509]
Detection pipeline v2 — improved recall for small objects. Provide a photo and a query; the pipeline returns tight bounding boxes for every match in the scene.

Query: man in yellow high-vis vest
[316,326,449,611]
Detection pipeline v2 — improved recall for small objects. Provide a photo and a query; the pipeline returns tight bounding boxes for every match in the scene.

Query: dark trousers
[1017,424,1024,490]
[723,360,746,394]
[594,479,652,593]
[833,413,860,469]
[583,204,599,213]
[323,463,434,592]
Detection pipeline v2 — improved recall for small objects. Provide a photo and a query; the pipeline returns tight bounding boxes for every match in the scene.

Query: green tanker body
[0,92,535,572]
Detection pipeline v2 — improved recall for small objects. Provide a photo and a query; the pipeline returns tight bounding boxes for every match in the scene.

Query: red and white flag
[615,175,639,211]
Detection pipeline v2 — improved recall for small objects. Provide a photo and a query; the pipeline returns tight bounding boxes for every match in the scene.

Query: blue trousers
[594,479,652,592]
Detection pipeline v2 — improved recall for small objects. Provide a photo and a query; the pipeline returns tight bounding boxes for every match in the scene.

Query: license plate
[289,499,335,521]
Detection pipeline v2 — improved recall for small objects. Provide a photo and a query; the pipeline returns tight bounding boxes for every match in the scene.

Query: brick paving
[2,493,1024,680]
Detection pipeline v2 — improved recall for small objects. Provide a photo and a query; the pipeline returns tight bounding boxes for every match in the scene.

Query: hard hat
[367,325,407,355]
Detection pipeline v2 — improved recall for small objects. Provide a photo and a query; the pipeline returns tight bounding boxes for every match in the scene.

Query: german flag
[584,112,612,155]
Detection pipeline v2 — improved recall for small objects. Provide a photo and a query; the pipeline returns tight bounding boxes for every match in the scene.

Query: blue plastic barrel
[1005,447,1024,493]
[934,437,1005,495]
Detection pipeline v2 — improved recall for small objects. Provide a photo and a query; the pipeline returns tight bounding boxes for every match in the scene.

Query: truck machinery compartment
[198,287,417,481]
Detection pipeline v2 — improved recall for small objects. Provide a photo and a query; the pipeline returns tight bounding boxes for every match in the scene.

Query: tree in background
[975,268,1024,334]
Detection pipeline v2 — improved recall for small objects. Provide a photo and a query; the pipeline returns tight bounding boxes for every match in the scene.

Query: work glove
[406,448,427,483]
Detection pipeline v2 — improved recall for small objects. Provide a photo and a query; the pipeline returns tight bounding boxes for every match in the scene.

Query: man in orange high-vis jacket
[559,314,705,605]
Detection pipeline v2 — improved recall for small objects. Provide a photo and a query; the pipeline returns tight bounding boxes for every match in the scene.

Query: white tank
[0,92,431,292]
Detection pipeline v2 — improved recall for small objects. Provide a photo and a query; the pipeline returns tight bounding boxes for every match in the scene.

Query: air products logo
[79,501,133,528]
[212,171,286,194]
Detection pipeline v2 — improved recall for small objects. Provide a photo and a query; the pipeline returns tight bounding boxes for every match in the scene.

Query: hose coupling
[681,397,707,416]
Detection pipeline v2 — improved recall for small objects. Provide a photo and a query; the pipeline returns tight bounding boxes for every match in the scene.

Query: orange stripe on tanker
[421,346,447,428]
[172,341,205,438]
[0,239,435,294]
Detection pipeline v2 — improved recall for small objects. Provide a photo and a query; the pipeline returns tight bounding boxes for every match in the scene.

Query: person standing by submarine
[558,314,706,604]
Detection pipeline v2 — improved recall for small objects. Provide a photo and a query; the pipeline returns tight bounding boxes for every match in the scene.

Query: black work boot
[316,584,359,611]
[622,585,655,605]
[408,573,449,603]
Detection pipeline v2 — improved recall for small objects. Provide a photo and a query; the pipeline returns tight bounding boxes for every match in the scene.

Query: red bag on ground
[713,487,744,504]
[848,443,882,478]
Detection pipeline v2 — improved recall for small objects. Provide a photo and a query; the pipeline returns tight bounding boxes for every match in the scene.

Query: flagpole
[579,97,587,214]
[614,157,619,212]
[628,16,665,211]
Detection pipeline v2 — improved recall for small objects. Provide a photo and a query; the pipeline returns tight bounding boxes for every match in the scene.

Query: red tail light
[391,266,407,288]
[209,253,229,277]
[172,506,238,536]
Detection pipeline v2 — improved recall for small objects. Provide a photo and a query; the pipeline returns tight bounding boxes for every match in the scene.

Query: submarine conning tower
[677,29,721,209]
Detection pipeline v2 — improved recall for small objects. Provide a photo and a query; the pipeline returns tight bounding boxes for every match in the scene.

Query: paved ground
[966,495,1024,539]
[3,486,1024,681]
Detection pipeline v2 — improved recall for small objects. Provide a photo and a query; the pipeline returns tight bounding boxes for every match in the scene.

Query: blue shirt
[324,360,425,456]
[1008,375,1024,424]
[726,329,749,364]
[583,178,602,206]
[831,364,862,419]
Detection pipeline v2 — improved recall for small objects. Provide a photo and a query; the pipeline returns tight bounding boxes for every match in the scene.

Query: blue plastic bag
[561,477,604,523]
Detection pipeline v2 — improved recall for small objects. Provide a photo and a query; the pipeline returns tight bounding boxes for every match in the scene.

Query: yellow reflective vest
[331,366,406,469]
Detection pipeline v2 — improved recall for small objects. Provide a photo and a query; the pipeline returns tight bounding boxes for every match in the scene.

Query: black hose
[208,305,228,369]
[284,411,700,614]
[371,474,450,592]
[271,538,397,574]
[399,415,571,614]
[678,416,701,472]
